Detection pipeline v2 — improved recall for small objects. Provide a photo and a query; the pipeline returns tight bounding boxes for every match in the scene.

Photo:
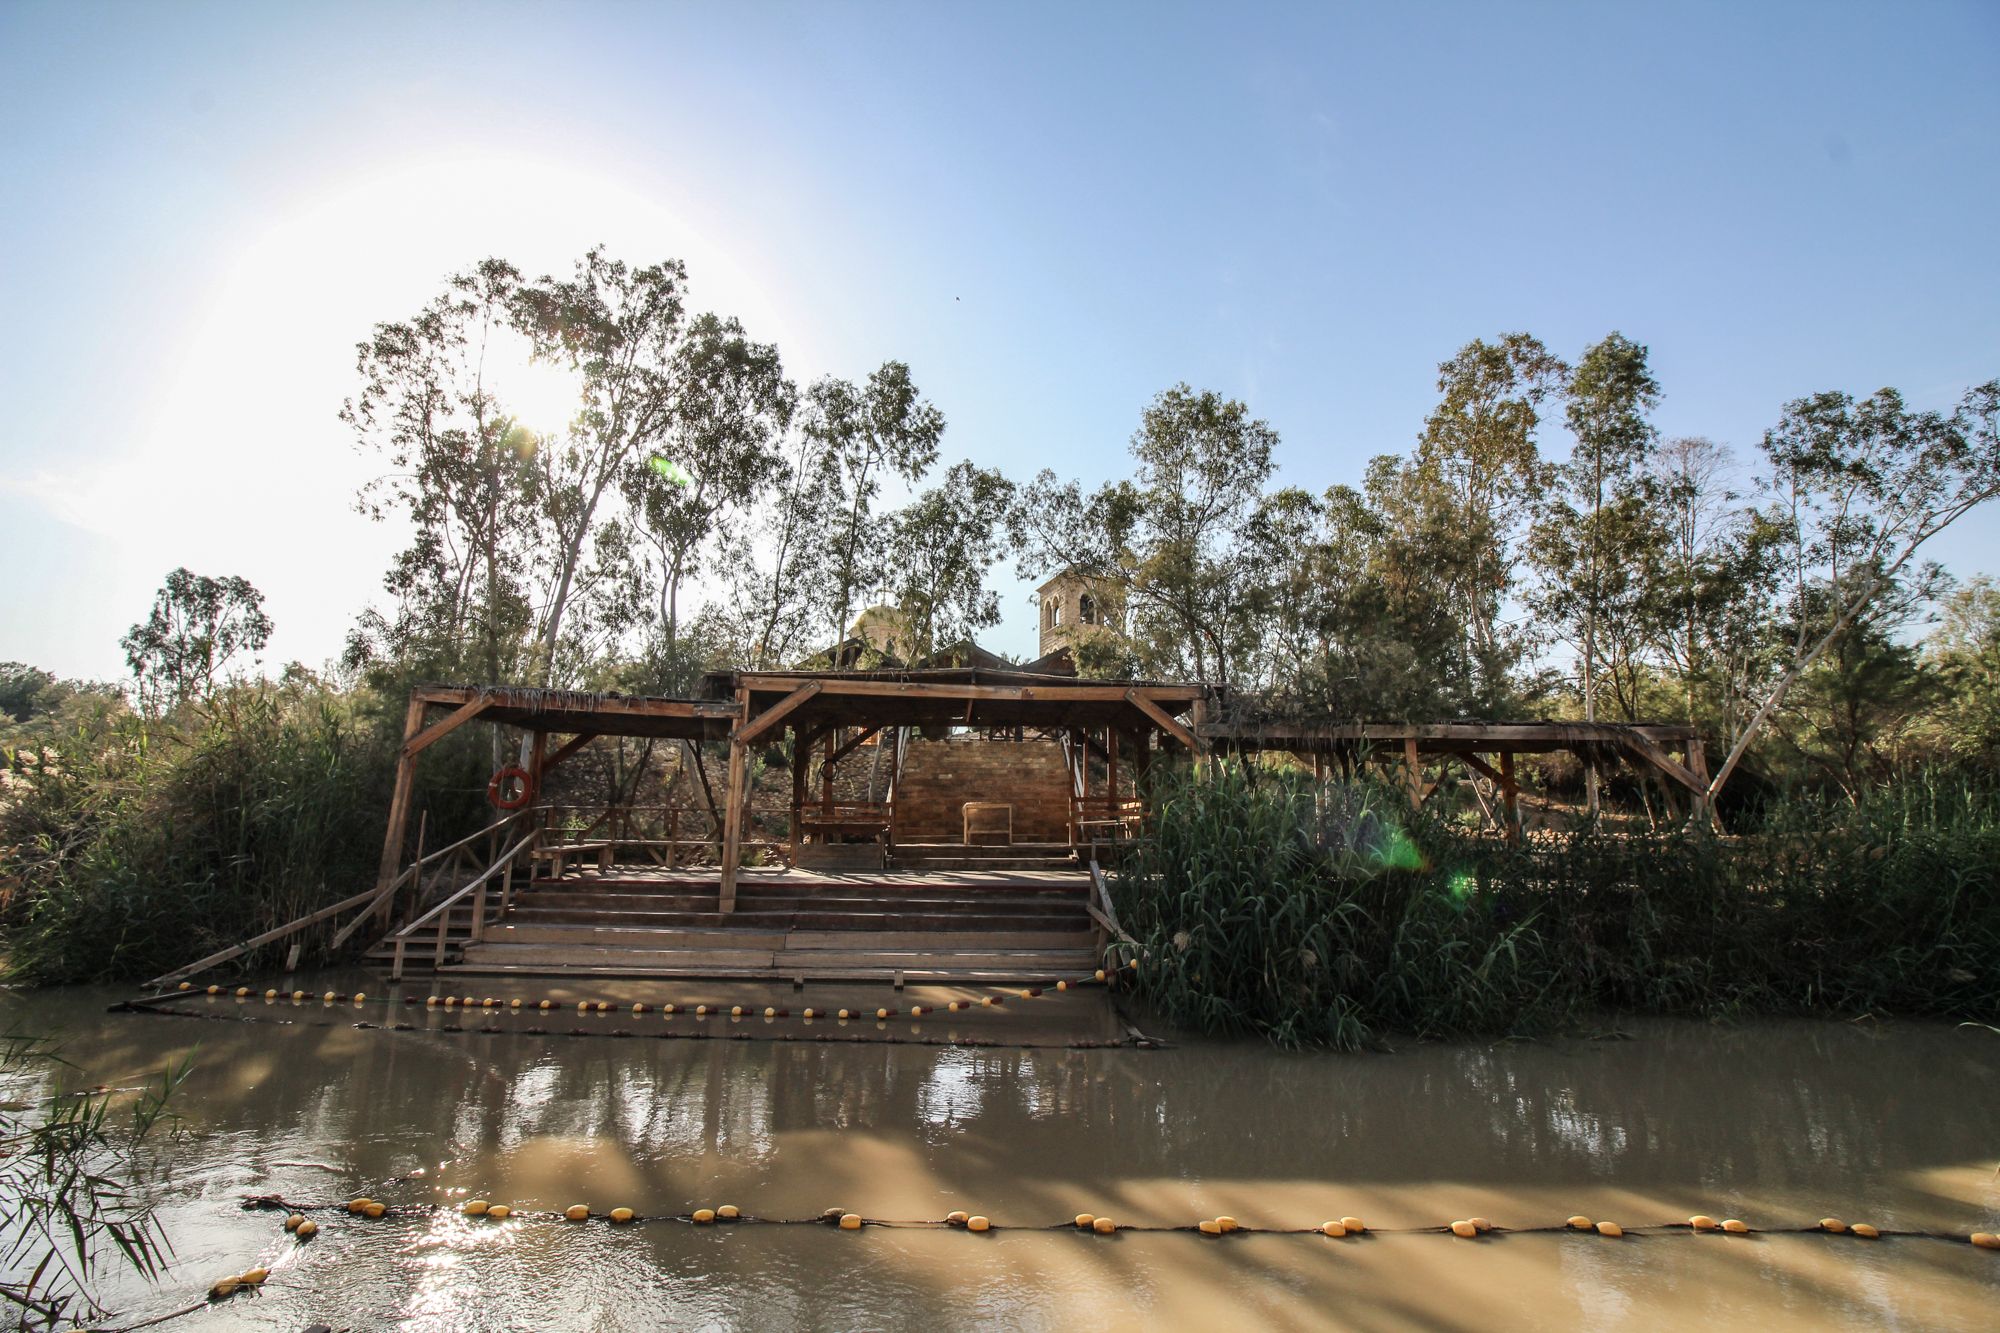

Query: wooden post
[372,693,428,915]
[790,724,808,864]
[821,727,836,819]
[1404,737,1424,809]
[1499,749,1521,844]
[720,688,750,914]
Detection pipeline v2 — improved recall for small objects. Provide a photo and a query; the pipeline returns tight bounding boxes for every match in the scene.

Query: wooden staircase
[368,864,1104,983]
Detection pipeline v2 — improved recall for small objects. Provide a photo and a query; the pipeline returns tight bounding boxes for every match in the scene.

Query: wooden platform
[368,864,1103,983]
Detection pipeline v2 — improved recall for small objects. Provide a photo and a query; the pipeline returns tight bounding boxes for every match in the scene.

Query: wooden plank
[739,674,1203,705]
[371,693,428,903]
[1615,730,1707,795]
[1500,749,1521,842]
[148,883,386,987]
[731,680,822,745]
[826,724,883,766]
[1124,689,1200,752]
[541,731,600,774]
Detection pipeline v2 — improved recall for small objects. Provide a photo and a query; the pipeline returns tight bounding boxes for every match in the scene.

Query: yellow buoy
[1199,1219,1222,1235]
[1688,1215,1718,1231]
[1340,1216,1366,1233]
[979,996,995,1007]
[1075,1213,1095,1228]
[487,1205,512,1220]
[1451,1220,1478,1238]
[510,998,522,1008]
[578,1000,591,1012]
[283,1214,304,1232]
[1722,1219,1749,1234]
[266,989,279,1000]
[364,1202,386,1218]
[694,1208,716,1224]
[633,1003,648,1014]
[1320,1221,1347,1237]
[295,1219,318,1238]
[718,1205,739,1221]
[663,1003,678,1014]
[1596,1221,1623,1238]
[1094,969,1106,982]
[947,1001,963,1012]
[698,1004,711,1016]
[209,1277,240,1300]
[323,991,336,1002]
[803,1008,818,1018]
[967,1216,991,1232]
[428,996,440,1007]
[1057,980,1069,991]
[947,1211,970,1225]
[292,990,305,1001]
[207,985,220,995]
[1970,1232,2000,1249]
[1216,1215,1238,1233]
[239,1267,269,1285]
[876,1008,890,1019]
[1850,1223,1879,1239]
[482,998,496,1008]
[347,1198,374,1214]
[566,1205,590,1222]
[609,1207,636,1224]
[764,1007,776,1018]
[539,999,553,1010]
[462,1200,490,1216]
[180,982,192,990]
[1093,1217,1116,1234]
[732,1006,745,1017]
[235,986,250,997]
[1819,1217,1847,1233]
[1470,1217,1492,1233]
[838,1008,852,1019]
[840,1213,863,1230]
[1568,1216,1593,1230]
[353,992,366,1002]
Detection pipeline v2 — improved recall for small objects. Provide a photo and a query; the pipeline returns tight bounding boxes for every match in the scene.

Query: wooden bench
[962,801,1013,846]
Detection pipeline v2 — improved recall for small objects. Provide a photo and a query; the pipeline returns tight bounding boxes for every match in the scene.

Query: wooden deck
[368,862,1104,983]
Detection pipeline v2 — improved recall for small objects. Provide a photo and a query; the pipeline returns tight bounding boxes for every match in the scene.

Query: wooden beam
[731,680,822,745]
[400,696,493,759]
[736,674,1205,706]
[1615,730,1707,796]
[541,731,600,774]
[1499,749,1521,843]
[1125,689,1200,752]
[1404,736,1425,810]
[826,724,883,766]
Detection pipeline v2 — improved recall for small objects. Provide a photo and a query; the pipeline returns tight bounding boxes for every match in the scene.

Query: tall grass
[1114,764,2000,1049]
[0,682,402,984]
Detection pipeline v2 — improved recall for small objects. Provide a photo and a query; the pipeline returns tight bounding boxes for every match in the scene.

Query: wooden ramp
[368,864,1103,983]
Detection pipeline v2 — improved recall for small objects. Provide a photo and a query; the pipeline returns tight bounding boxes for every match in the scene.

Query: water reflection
[3,981,1996,1330]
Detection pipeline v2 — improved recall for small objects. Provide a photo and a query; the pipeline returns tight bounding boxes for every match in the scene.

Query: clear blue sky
[3,0,1996,680]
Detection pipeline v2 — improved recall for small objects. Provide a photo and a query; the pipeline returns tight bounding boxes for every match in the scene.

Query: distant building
[1035,570,1122,660]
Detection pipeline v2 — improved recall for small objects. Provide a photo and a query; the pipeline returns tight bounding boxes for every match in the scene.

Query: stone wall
[893,735,1072,844]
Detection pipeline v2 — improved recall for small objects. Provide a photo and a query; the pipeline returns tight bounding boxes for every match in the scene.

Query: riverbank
[4,977,1997,1329]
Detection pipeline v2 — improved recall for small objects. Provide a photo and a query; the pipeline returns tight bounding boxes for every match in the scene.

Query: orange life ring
[486,765,536,810]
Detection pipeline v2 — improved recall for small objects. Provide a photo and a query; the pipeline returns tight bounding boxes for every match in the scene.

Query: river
[3,974,1997,1330]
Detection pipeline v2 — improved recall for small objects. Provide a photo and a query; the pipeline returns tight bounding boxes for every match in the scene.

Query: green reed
[1114,763,2000,1049]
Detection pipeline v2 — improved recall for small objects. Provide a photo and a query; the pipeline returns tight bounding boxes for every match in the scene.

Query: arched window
[1078,593,1097,625]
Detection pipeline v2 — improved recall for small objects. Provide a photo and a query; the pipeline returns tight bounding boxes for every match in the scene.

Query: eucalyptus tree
[1528,333,1661,813]
[1407,333,1568,702]
[344,258,539,683]
[807,362,946,650]
[1705,377,2000,802]
[619,314,790,685]
[121,568,272,715]
[883,461,1015,660]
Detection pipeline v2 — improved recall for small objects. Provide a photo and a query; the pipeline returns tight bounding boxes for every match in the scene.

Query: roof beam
[401,697,492,759]
[732,680,823,745]
[1125,689,1200,752]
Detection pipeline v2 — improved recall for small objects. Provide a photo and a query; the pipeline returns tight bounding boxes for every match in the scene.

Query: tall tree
[883,461,1016,660]
[122,569,272,714]
[1706,377,2000,801]
[1529,332,1661,814]
[344,259,539,683]
[807,362,946,649]
[1407,334,1568,703]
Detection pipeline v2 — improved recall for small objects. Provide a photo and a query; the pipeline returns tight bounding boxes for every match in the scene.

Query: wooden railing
[386,826,541,980]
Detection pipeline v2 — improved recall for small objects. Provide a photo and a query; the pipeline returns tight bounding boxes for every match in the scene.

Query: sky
[2,0,1996,682]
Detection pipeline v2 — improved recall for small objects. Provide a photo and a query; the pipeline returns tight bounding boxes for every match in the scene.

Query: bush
[1114,763,2000,1048]
[0,682,398,984]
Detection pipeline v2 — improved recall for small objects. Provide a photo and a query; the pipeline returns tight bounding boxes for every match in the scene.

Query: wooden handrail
[146,884,389,988]
[392,830,538,941]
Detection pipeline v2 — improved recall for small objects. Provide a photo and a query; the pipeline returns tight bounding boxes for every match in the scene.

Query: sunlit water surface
[3,974,1997,1331]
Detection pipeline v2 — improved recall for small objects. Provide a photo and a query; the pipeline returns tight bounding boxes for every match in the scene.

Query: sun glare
[486,343,584,440]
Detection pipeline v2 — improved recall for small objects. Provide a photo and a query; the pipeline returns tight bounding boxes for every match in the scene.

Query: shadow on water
[3,974,1997,1329]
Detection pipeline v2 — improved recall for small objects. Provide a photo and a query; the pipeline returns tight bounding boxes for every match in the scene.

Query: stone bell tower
[1035,570,1121,659]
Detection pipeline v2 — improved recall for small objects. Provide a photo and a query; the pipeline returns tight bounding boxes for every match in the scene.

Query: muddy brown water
[3,974,1997,1331]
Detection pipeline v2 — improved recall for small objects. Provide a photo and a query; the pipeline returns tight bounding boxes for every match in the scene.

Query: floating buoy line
[230,1194,2000,1248]
[113,962,1165,1051]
